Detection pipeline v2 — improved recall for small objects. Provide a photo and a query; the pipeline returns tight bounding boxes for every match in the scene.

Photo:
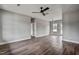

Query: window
[53,23,57,32]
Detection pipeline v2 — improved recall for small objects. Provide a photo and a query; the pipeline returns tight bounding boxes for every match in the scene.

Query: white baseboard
[35,34,49,38]
[0,35,49,45]
[0,38,31,45]
[63,39,79,44]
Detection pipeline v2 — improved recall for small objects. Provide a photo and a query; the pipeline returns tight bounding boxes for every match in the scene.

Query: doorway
[50,20,63,53]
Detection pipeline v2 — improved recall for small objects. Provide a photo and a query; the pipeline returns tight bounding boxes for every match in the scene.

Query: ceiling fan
[32,7,50,16]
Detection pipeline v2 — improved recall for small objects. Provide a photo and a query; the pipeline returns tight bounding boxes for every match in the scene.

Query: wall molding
[0,35,49,45]
[35,34,49,38]
[63,39,79,44]
[0,38,31,45]
[1,37,79,45]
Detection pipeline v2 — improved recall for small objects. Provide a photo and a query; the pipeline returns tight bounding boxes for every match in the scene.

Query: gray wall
[35,19,50,37]
[0,10,31,44]
[63,11,79,42]
[0,9,50,44]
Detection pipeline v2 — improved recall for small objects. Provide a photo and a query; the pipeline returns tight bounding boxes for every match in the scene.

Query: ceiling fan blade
[32,12,41,13]
[42,7,49,12]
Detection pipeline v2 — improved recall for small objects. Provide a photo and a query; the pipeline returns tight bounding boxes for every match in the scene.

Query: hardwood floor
[63,41,79,55]
[0,35,79,55]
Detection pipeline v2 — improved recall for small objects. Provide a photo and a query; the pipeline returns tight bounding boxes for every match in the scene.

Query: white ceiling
[0,4,62,21]
[0,4,79,21]
[62,4,79,13]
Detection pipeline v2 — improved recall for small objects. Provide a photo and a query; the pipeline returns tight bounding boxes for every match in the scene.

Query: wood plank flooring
[0,35,79,55]
[63,41,79,55]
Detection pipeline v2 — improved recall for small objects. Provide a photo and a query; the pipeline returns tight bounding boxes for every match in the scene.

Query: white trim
[0,38,31,45]
[63,39,79,44]
[0,35,49,45]
[35,34,49,38]
[1,37,79,45]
